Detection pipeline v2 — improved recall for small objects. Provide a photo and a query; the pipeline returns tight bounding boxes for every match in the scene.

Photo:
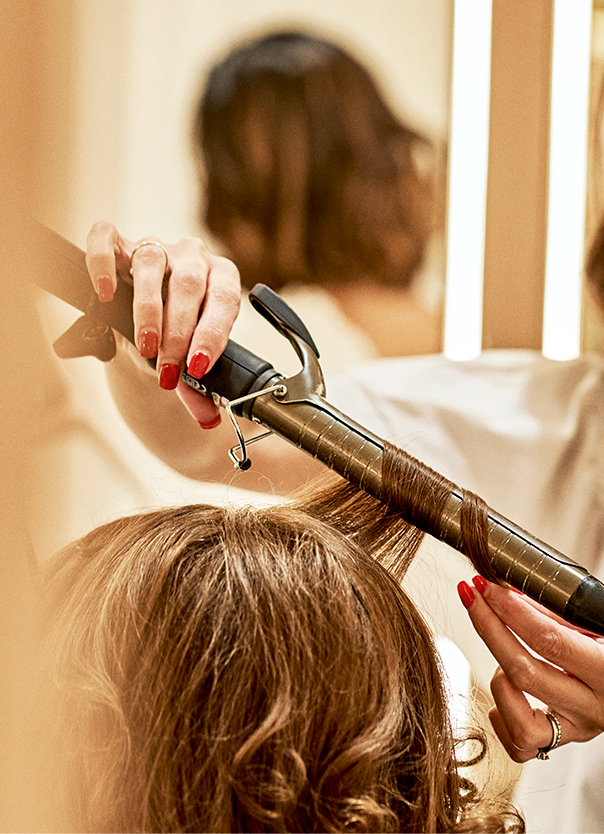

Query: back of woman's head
[195,31,436,291]
[38,479,521,832]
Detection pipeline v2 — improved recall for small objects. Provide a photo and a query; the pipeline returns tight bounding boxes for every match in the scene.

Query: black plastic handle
[182,340,279,418]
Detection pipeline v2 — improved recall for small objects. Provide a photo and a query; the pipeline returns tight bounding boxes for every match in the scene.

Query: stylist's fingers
[176,378,222,429]
[85,224,242,429]
[170,253,240,429]
[130,239,171,363]
[160,242,240,390]
[184,254,241,377]
[86,222,168,360]
[488,703,544,764]
[459,579,604,745]
[86,220,130,304]
[460,582,572,710]
[476,578,604,693]
[489,668,577,761]
[459,583,574,759]
[488,701,535,763]
[487,704,562,764]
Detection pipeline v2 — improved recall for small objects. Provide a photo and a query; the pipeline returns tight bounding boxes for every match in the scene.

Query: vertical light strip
[542,0,592,360]
[443,0,493,360]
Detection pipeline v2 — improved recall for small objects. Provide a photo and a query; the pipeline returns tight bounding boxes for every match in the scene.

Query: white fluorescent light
[444,0,493,361]
[542,0,591,360]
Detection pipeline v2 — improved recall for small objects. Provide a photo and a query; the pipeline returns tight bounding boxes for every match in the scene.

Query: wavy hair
[194,31,437,291]
[36,477,522,832]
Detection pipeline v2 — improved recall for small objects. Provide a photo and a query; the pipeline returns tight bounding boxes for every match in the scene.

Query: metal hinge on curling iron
[225,382,287,470]
[221,283,323,471]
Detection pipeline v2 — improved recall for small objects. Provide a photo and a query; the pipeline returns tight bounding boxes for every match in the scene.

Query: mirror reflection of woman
[194,30,444,373]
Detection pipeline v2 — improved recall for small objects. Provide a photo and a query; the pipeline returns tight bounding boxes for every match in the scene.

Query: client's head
[194,30,436,292]
[37,478,520,832]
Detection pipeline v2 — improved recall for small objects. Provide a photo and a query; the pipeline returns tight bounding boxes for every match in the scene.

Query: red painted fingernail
[139,330,159,359]
[188,351,210,379]
[159,363,181,390]
[457,581,475,610]
[97,276,114,303]
[198,414,221,430]
[473,575,488,595]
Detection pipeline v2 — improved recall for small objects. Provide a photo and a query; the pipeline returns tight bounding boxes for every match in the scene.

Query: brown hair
[581,64,604,314]
[35,476,521,832]
[194,31,437,291]
[586,208,604,308]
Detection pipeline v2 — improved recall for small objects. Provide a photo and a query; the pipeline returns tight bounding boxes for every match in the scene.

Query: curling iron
[32,222,604,637]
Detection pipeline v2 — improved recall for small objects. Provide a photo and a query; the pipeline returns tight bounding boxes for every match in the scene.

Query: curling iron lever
[32,223,604,637]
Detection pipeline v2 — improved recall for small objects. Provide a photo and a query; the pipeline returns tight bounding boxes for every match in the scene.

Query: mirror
[44,0,454,373]
[60,0,454,244]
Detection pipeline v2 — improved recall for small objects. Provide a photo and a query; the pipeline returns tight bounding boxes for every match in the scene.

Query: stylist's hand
[458,576,604,762]
[85,221,240,427]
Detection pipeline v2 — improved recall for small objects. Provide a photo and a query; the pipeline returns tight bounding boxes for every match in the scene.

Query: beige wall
[482,0,552,351]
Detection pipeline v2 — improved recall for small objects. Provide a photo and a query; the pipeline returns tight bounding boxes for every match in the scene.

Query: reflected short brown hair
[194,31,436,291]
[37,478,522,832]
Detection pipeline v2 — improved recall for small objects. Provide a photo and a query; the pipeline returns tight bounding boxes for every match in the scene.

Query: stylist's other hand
[85,221,240,427]
[458,576,604,762]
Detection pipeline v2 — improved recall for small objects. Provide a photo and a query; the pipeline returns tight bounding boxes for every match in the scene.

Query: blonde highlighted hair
[36,477,522,832]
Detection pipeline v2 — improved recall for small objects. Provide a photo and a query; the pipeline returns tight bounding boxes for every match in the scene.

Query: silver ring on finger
[129,240,169,277]
[536,710,563,760]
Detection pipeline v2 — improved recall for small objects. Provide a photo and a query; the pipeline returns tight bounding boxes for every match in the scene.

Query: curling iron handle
[182,340,277,416]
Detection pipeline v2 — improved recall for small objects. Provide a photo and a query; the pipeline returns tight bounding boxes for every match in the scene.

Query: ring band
[129,240,169,276]
[536,710,562,760]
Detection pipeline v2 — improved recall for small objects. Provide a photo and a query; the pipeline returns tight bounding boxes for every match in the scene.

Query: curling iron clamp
[33,222,604,637]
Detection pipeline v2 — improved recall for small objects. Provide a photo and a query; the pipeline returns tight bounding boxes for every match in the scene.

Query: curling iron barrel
[195,286,604,637]
[249,374,603,634]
